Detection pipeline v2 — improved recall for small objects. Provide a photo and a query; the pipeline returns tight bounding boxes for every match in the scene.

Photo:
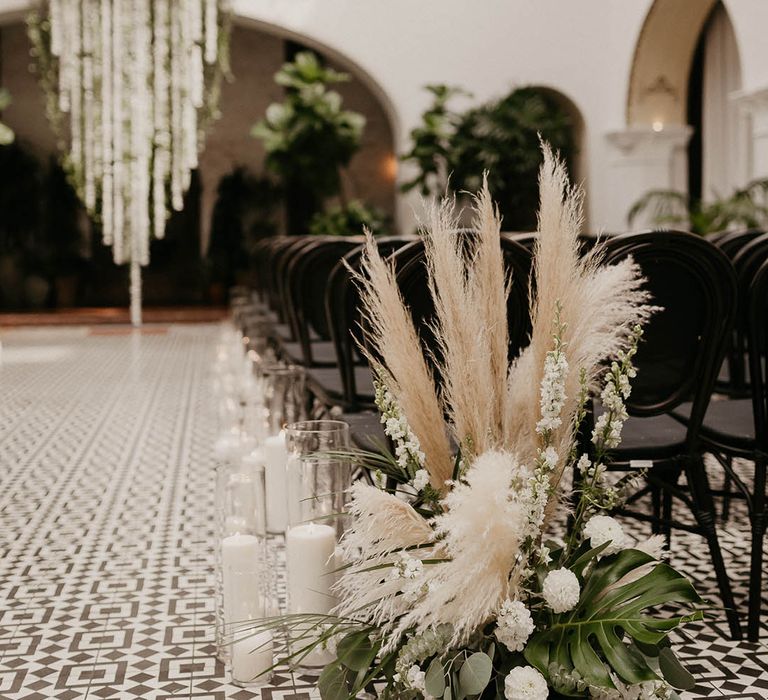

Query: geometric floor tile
[1,323,767,699]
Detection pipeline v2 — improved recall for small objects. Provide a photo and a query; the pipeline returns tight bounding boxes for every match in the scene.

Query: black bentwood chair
[670,245,768,640]
[597,230,742,640]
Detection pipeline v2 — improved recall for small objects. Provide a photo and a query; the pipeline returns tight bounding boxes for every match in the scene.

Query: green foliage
[524,549,703,694]
[627,180,768,234]
[309,199,388,237]
[252,51,365,201]
[206,167,280,284]
[401,85,576,230]
[0,89,15,145]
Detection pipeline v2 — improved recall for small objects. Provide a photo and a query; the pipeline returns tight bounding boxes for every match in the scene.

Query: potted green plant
[401,85,577,230]
[206,167,280,302]
[251,51,367,235]
[627,180,768,234]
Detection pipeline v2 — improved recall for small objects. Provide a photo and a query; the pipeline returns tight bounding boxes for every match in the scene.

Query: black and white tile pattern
[0,325,766,699]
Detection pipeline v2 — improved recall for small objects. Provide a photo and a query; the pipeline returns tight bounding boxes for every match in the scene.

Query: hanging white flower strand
[31,0,229,325]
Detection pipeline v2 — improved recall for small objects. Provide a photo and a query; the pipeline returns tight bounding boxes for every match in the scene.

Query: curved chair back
[286,236,364,365]
[602,231,737,440]
[273,237,316,330]
[715,228,765,261]
[325,236,416,407]
[748,257,768,453]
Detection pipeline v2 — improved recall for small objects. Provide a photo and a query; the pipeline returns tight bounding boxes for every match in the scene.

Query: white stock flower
[388,552,423,582]
[494,600,534,652]
[542,568,580,613]
[406,664,426,692]
[504,666,549,700]
[584,515,626,555]
[536,349,568,434]
[412,469,430,492]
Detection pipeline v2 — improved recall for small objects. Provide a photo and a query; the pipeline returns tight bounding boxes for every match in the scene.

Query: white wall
[3,0,768,232]
[231,0,768,231]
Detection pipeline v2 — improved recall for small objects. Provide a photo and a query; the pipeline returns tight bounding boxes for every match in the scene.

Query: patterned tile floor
[0,324,766,699]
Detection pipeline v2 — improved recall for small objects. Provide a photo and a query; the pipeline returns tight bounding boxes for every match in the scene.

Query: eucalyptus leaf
[658,647,696,690]
[458,652,492,696]
[425,658,446,698]
[525,550,703,689]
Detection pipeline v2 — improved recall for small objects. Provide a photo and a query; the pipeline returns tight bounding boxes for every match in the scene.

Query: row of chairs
[243,227,767,641]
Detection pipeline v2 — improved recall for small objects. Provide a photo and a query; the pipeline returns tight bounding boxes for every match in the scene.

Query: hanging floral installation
[28,0,231,324]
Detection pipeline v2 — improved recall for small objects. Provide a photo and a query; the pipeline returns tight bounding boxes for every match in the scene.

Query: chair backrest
[286,236,364,365]
[273,237,317,330]
[723,233,768,393]
[325,236,416,407]
[747,257,768,451]
[714,228,765,261]
[602,231,737,444]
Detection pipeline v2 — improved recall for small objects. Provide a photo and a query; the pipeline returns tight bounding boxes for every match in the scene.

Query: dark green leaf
[659,647,696,690]
[525,550,703,689]
[336,631,376,672]
[318,663,351,700]
[458,652,492,695]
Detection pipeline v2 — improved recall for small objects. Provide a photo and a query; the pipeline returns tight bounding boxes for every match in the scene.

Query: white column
[603,125,693,231]
[130,260,142,327]
[732,86,768,181]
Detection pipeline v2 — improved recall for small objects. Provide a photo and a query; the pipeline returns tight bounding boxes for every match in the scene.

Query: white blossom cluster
[542,567,580,613]
[389,552,424,581]
[592,330,641,451]
[42,0,227,267]
[494,599,534,652]
[583,515,626,555]
[536,348,569,435]
[375,379,426,476]
[504,665,549,700]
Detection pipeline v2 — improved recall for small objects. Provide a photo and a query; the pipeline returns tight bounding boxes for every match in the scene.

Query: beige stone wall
[0,21,396,251]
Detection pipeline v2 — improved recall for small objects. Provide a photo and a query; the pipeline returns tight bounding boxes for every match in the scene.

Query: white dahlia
[504,665,549,700]
[584,515,626,555]
[542,568,580,613]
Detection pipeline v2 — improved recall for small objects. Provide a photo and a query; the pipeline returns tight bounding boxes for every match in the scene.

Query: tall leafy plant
[252,51,367,234]
[402,85,576,230]
[628,180,768,234]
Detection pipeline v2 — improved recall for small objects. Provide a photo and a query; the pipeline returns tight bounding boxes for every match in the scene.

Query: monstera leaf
[525,549,703,695]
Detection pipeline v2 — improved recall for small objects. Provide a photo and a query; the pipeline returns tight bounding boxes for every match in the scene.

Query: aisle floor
[0,325,766,699]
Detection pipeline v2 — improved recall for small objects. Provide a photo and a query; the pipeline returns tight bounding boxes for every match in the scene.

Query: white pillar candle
[262,433,289,533]
[222,534,263,626]
[232,630,273,686]
[286,523,337,614]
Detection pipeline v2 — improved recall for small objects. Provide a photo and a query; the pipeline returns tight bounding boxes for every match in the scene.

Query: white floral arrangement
[250,145,703,699]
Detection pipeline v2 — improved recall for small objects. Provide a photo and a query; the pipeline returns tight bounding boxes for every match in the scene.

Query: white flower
[536,348,568,434]
[406,664,426,692]
[412,469,430,492]
[389,552,423,581]
[494,600,534,652]
[584,515,626,555]
[541,446,559,469]
[504,666,548,700]
[542,568,580,613]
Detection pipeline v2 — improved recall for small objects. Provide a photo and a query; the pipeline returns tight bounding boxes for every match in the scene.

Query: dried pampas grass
[356,237,453,488]
[504,143,653,478]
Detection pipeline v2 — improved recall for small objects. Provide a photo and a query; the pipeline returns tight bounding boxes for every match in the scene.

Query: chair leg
[684,456,743,640]
[747,456,766,642]
[661,488,673,551]
[722,456,733,523]
[650,482,661,535]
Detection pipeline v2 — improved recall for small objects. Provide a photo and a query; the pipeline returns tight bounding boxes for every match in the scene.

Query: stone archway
[627,0,718,128]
